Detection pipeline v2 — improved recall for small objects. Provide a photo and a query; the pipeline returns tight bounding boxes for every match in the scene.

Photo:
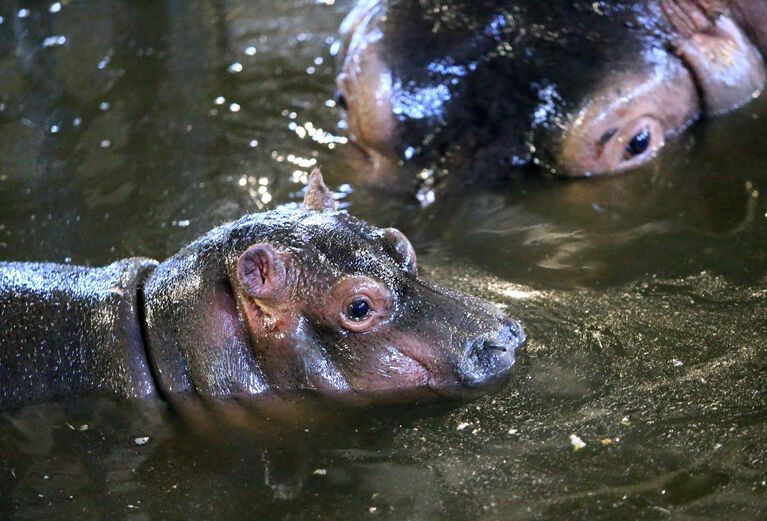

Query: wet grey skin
[0,172,524,411]
[337,0,767,178]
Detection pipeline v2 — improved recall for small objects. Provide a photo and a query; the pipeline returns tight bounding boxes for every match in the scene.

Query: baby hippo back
[0,258,158,408]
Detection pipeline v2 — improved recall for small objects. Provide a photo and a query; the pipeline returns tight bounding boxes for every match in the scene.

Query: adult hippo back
[337,0,766,178]
[0,172,524,411]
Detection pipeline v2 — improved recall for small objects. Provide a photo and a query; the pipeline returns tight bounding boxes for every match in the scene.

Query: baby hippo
[0,172,524,412]
[337,0,766,177]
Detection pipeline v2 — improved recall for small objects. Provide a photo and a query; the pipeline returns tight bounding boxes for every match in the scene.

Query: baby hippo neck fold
[0,258,160,409]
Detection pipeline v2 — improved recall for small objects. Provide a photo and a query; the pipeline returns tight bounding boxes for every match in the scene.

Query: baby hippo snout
[461,320,526,391]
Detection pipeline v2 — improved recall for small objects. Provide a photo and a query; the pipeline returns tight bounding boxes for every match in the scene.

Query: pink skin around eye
[560,54,701,177]
[329,276,392,333]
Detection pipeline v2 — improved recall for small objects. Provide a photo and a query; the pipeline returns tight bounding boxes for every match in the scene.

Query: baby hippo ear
[303,168,338,212]
[381,228,417,276]
[236,244,288,300]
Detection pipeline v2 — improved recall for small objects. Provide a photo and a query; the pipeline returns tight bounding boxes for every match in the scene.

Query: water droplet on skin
[244,46,257,56]
[99,101,110,111]
[249,139,258,147]
[50,124,60,134]
[229,103,241,113]
[18,9,30,18]
[49,2,62,13]
[214,96,225,105]
[227,62,243,73]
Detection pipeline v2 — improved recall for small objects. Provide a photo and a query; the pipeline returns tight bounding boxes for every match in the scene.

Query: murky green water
[0,1,766,519]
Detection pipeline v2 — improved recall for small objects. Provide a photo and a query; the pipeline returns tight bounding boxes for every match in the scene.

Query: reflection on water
[0,1,766,520]
[0,0,351,263]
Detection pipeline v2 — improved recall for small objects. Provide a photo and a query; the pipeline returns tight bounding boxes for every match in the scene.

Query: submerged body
[0,173,524,411]
[337,0,767,179]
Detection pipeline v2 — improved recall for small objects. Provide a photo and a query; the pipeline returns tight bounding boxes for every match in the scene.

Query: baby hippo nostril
[468,321,525,363]
[458,320,525,391]
[496,320,526,351]
[484,342,508,353]
[478,337,516,365]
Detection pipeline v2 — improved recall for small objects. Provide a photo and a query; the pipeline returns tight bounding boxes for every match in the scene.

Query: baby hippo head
[229,171,524,404]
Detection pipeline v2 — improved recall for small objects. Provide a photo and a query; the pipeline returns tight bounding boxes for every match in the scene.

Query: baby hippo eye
[624,127,650,160]
[329,276,392,333]
[346,298,372,321]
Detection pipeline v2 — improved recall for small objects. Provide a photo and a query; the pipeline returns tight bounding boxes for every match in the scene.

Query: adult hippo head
[142,171,524,410]
[336,0,766,177]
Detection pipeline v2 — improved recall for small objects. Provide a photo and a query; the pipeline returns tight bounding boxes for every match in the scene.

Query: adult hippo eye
[566,114,665,174]
[335,90,348,111]
[346,298,372,321]
[624,127,651,160]
[559,57,700,176]
[336,0,396,158]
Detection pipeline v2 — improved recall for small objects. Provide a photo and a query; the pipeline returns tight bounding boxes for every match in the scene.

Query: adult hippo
[0,172,524,413]
[336,0,766,178]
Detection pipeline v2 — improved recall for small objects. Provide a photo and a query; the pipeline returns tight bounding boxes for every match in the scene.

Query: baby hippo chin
[0,170,525,416]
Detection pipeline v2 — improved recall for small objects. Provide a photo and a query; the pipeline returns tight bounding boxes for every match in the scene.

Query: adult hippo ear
[303,169,338,212]
[380,228,417,276]
[662,0,766,115]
